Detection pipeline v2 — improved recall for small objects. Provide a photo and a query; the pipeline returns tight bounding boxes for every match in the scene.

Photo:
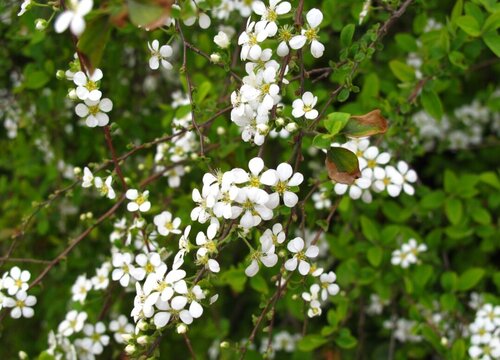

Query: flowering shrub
[0,0,499,359]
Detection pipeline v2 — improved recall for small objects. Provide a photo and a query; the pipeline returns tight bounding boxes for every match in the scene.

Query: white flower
[132,252,166,281]
[214,31,230,48]
[397,161,418,196]
[191,187,216,223]
[75,97,113,128]
[266,163,304,208]
[334,168,372,201]
[126,189,151,213]
[245,233,278,277]
[196,224,221,273]
[82,167,94,188]
[112,252,135,287]
[231,187,272,228]
[292,92,318,119]
[144,267,187,306]
[302,284,322,317]
[94,176,115,199]
[154,211,181,236]
[391,239,426,268]
[372,166,404,197]
[238,20,269,61]
[58,310,88,337]
[477,304,500,327]
[3,266,30,295]
[109,315,134,343]
[148,40,173,70]
[54,0,93,36]
[73,69,103,101]
[4,291,36,319]
[260,223,286,246]
[319,271,340,301]
[83,322,109,355]
[18,0,32,16]
[360,145,391,173]
[289,8,325,58]
[153,298,172,328]
[91,263,110,290]
[312,188,331,210]
[173,226,191,270]
[252,0,291,36]
[284,237,319,275]
[71,275,92,304]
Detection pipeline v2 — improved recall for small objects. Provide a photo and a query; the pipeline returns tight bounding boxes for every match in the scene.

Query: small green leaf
[451,339,466,360]
[441,272,458,292]
[340,24,355,47]
[483,31,500,57]
[360,216,379,242]
[456,15,481,36]
[324,112,350,135]
[457,268,485,291]
[335,329,357,349]
[128,0,173,30]
[367,246,383,267]
[421,90,444,120]
[298,334,327,352]
[195,81,212,103]
[445,198,463,225]
[312,134,332,149]
[421,191,446,209]
[389,60,415,82]
[444,170,459,193]
[23,70,50,90]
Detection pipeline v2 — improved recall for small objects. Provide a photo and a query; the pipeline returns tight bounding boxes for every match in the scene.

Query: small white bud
[210,53,221,63]
[184,165,191,173]
[73,166,82,175]
[68,89,78,100]
[440,337,448,346]
[256,123,269,135]
[216,126,225,135]
[137,319,148,331]
[56,70,66,80]
[220,341,230,349]
[125,344,136,354]
[86,212,93,219]
[275,117,285,126]
[285,122,298,132]
[177,323,188,334]
[137,335,149,345]
[190,153,198,160]
[214,31,230,48]
[18,351,28,359]
[35,18,47,30]
[121,333,133,342]
[137,163,145,171]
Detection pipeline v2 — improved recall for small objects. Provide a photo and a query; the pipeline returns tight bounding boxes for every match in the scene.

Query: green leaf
[342,110,388,137]
[324,112,350,135]
[444,170,459,193]
[395,33,418,52]
[77,16,111,73]
[360,216,379,242]
[335,329,357,349]
[325,147,361,185]
[421,191,446,209]
[457,268,485,291]
[23,70,50,90]
[440,293,457,311]
[127,0,173,30]
[195,81,212,103]
[451,339,466,360]
[216,268,247,292]
[445,198,463,225]
[298,334,327,352]
[441,272,458,292]
[389,60,415,82]
[421,90,444,120]
[483,31,500,57]
[367,246,383,267]
[312,134,332,149]
[451,0,463,22]
[479,172,500,189]
[456,15,481,36]
[249,275,268,294]
[340,24,355,47]
[483,12,500,33]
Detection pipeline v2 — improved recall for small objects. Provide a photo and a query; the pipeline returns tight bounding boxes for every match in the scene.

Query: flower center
[145,262,154,274]
[367,159,377,168]
[266,8,277,22]
[88,105,100,116]
[305,27,318,42]
[136,195,146,205]
[249,33,258,45]
[275,181,288,194]
[16,300,25,308]
[260,83,271,95]
[249,175,261,187]
[15,279,23,288]
[85,80,98,92]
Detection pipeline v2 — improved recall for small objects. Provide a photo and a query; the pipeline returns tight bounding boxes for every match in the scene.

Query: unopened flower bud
[440,337,448,346]
[190,153,198,160]
[86,212,93,219]
[177,323,188,334]
[137,319,149,331]
[184,165,191,173]
[210,53,221,63]
[125,344,136,354]
[137,335,149,345]
[137,163,145,171]
[35,18,47,30]
[275,117,285,126]
[68,88,77,100]
[256,123,269,135]
[73,166,82,175]
[216,126,225,135]
[285,122,298,132]
[18,351,28,359]
[56,70,66,80]
[220,341,230,349]
[214,31,230,48]
[121,333,133,342]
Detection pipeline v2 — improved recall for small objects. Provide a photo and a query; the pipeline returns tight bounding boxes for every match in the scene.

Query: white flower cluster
[366,294,389,316]
[412,98,500,152]
[71,261,112,304]
[259,331,302,358]
[468,304,500,360]
[0,267,36,319]
[63,65,113,128]
[230,5,325,145]
[383,317,422,343]
[326,137,418,203]
[80,167,116,199]
[190,157,303,228]
[153,111,198,188]
[301,271,340,318]
[391,238,427,268]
